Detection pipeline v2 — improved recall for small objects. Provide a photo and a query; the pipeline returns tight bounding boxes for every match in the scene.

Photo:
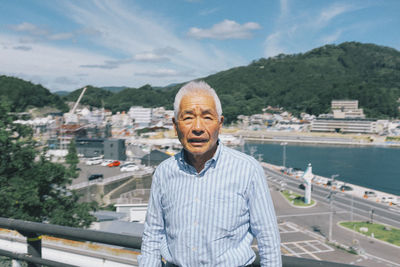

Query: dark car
[340,185,353,191]
[88,174,104,181]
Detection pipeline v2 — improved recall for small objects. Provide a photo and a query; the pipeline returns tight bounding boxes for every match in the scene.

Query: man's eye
[204,116,213,120]
[183,117,192,121]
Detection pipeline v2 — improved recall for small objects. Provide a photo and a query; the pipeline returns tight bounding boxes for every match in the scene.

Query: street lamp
[280,142,288,169]
[328,174,339,242]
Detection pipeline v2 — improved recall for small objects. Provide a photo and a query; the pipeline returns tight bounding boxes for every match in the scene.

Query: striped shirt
[138,143,281,267]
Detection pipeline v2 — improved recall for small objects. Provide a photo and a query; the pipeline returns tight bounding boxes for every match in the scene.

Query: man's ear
[172,118,178,136]
[219,116,224,132]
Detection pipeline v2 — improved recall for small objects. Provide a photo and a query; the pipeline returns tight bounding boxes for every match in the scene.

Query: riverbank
[262,162,400,207]
[230,129,400,148]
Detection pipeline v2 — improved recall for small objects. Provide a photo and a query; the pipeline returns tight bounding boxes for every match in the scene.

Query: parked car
[119,161,135,168]
[85,158,103,165]
[101,160,114,166]
[364,191,377,197]
[381,196,395,203]
[120,165,140,172]
[340,185,353,191]
[107,160,121,167]
[88,174,103,181]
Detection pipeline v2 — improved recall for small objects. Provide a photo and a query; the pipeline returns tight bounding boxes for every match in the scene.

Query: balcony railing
[0,217,358,267]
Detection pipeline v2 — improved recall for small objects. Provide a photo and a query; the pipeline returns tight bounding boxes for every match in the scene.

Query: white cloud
[10,22,49,36]
[48,32,75,40]
[263,2,362,58]
[2,1,247,91]
[264,32,285,58]
[188,19,261,40]
[13,45,32,51]
[135,68,191,77]
[316,4,354,26]
[320,30,343,44]
[199,8,219,16]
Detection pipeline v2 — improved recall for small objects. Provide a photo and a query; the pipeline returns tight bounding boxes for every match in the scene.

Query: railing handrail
[0,216,360,267]
[0,217,141,250]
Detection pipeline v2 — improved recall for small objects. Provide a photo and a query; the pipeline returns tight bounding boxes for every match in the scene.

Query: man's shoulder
[221,145,260,167]
[156,154,178,170]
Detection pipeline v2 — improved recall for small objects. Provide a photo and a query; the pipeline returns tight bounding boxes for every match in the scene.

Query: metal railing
[0,217,359,267]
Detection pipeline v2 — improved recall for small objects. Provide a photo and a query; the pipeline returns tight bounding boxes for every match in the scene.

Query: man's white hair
[174,81,222,121]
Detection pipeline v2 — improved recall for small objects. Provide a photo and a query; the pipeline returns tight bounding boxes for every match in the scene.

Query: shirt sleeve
[138,169,164,267]
[248,163,282,267]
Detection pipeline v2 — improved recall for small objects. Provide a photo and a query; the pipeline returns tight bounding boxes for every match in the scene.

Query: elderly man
[139,81,281,266]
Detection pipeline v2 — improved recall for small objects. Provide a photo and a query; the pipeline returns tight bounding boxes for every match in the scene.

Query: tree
[65,139,79,178]
[0,100,97,227]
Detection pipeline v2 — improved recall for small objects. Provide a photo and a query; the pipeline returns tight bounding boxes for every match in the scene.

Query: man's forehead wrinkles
[181,107,216,114]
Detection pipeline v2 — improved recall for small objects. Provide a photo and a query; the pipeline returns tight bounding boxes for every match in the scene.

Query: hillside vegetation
[0,75,68,112]
[1,42,399,122]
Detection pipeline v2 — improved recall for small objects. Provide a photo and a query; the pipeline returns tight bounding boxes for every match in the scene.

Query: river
[241,142,400,196]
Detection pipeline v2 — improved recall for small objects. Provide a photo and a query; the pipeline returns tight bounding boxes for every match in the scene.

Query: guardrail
[68,169,153,190]
[0,217,359,267]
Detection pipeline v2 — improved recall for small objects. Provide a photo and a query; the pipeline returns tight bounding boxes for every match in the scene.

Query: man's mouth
[188,138,208,144]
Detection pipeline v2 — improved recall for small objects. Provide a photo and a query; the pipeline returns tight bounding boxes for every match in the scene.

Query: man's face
[173,91,223,157]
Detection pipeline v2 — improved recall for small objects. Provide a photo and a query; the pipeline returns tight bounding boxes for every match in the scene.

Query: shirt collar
[177,139,223,175]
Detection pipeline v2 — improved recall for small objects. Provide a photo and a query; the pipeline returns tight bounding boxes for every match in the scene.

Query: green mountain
[93,42,400,123]
[62,86,114,108]
[2,42,399,123]
[201,42,400,122]
[100,86,128,93]
[53,90,70,96]
[0,75,68,112]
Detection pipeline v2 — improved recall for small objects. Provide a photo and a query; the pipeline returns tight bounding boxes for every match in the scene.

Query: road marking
[277,211,347,218]
[281,240,334,258]
[293,242,321,260]
[363,252,400,267]
[278,222,300,233]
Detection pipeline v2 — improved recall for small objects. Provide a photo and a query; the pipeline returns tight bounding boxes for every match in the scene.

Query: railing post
[23,232,42,267]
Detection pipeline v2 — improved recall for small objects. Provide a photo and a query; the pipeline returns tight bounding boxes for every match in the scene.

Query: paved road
[264,167,400,229]
[265,167,400,267]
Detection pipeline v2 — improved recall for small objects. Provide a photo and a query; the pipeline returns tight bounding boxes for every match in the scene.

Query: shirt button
[194,221,198,226]
[192,247,197,251]
[194,198,200,203]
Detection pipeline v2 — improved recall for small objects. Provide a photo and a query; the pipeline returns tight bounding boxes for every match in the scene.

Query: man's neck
[184,144,218,173]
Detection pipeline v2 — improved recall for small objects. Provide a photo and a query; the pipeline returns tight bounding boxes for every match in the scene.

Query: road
[264,166,400,266]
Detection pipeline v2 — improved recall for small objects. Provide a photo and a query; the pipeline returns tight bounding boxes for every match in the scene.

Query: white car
[85,158,103,165]
[101,160,114,166]
[381,196,395,203]
[121,165,140,172]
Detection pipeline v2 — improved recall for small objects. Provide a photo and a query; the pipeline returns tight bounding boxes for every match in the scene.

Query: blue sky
[0,0,399,92]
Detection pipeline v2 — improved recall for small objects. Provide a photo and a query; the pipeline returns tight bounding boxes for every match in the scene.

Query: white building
[128,106,152,127]
[331,100,365,119]
[311,118,377,134]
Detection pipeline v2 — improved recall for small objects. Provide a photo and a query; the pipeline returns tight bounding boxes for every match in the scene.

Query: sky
[0,0,399,92]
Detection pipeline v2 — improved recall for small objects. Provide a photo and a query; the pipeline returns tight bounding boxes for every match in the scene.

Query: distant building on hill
[331,100,365,119]
[311,100,374,134]
[128,106,152,127]
[311,118,377,134]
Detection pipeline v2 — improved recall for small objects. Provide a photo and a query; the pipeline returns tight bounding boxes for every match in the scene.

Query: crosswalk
[278,222,334,259]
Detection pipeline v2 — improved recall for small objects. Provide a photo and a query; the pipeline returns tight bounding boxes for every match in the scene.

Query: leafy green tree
[0,100,97,227]
[65,139,79,178]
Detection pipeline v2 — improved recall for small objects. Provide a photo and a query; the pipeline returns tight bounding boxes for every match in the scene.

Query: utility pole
[328,174,339,242]
[370,209,374,224]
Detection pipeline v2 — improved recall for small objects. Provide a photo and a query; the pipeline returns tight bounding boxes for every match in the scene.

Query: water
[241,142,400,196]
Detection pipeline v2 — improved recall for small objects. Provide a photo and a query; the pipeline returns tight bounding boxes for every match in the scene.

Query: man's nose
[192,117,205,135]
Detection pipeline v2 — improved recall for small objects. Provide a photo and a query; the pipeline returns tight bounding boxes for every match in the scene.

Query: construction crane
[64,87,87,124]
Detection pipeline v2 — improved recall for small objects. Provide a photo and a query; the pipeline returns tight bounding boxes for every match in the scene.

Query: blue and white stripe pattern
[139,143,281,266]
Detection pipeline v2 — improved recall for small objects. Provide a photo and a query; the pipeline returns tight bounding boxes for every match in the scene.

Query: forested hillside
[0,76,68,112]
[1,42,399,122]
[203,42,400,122]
